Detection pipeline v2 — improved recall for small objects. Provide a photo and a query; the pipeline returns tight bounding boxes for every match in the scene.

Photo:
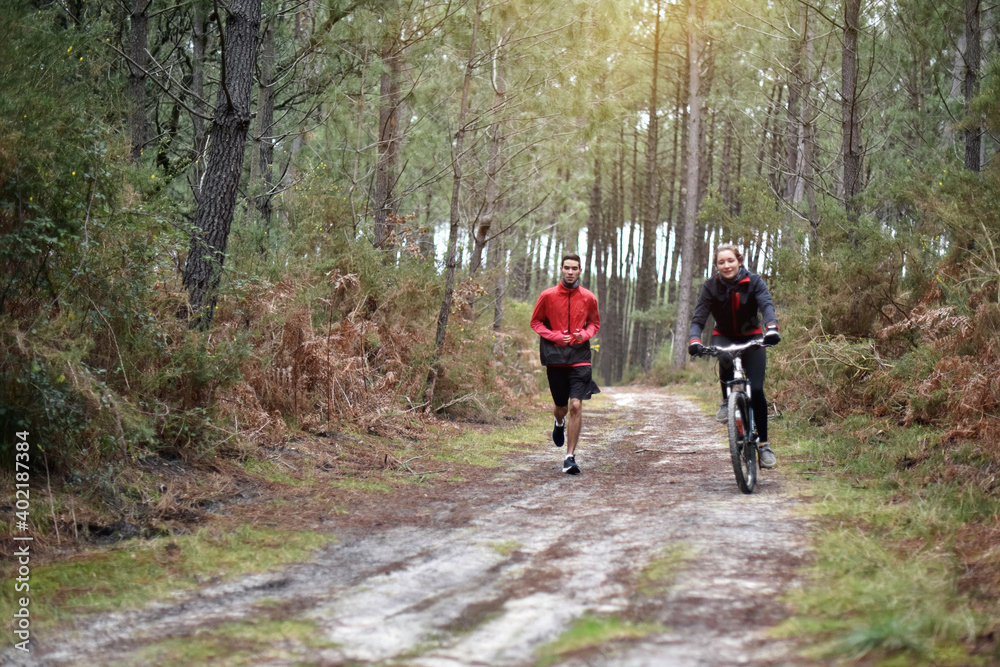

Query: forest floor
[4,387,819,666]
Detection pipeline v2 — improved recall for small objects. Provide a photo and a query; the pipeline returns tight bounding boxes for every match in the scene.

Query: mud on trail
[9,387,813,666]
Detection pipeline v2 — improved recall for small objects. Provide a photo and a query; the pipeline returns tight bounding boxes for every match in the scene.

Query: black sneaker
[562,455,580,475]
[552,419,565,447]
[715,401,728,423]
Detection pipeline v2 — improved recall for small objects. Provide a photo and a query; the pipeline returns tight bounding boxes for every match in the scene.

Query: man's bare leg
[565,398,582,456]
[554,404,568,425]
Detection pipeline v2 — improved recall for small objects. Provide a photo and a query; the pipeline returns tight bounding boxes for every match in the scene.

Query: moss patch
[636,543,692,598]
[134,617,337,666]
[430,415,543,467]
[488,540,522,557]
[535,613,664,666]
[0,526,333,629]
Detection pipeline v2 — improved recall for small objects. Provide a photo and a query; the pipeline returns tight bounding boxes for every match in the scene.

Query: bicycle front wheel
[727,391,757,494]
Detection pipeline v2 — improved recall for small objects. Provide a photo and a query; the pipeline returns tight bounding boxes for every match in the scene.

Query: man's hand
[561,330,573,344]
[763,324,781,346]
[571,329,585,344]
[688,340,704,357]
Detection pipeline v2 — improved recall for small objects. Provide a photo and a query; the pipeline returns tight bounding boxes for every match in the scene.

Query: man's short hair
[561,253,581,267]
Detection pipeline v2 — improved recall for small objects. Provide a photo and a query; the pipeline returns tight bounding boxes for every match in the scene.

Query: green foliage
[631,300,676,330]
[703,179,781,256]
[967,58,1000,137]
[0,1,117,319]
[0,346,90,456]
[804,221,909,337]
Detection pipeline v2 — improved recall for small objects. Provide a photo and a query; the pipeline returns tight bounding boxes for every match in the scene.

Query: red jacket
[531,282,601,366]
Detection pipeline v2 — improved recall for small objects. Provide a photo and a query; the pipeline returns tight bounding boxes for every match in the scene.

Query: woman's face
[716,250,741,279]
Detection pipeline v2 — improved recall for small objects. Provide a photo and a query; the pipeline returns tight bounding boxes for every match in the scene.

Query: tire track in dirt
[5,387,812,666]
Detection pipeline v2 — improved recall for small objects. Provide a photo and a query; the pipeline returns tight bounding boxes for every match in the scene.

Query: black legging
[712,334,769,443]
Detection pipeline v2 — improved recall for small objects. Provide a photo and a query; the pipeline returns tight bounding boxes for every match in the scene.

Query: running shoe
[758,443,776,469]
[562,454,580,475]
[552,419,565,447]
[715,401,728,423]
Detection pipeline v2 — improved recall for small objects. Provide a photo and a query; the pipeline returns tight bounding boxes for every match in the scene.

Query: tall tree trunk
[128,0,150,164]
[608,223,623,383]
[695,99,714,277]
[426,0,480,410]
[673,0,703,368]
[802,7,820,252]
[618,143,635,380]
[190,0,210,200]
[470,37,507,274]
[373,26,404,249]
[756,84,776,180]
[842,0,864,229]
[779,13,804,263]
[283,0,319,198]
[419,187,435,261]
[784,3,805,213]
[669,70,689,306]
[734,126,743,216]
[783,99,801,205]
[766,86,784,194]
[965,0,982,172]
[661,77,682,303]
[488,228,505,359]
[541,231,554,286]
[585,158,601,288]
[605,144,624,383]
[515,236,533,300]
[632,1,661,371]
[621,142,636,376]
[584,227,595,289]
[156,102,181,175]
[720,110,733,216]
[250,15,276,243]
[804,105,819,251]
[182,0,262,327]
[594,191,613,382]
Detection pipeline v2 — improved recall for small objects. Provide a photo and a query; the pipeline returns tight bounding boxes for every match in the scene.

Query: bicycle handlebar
[695,339,772,359]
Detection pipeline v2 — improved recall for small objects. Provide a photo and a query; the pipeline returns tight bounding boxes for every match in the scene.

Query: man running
[530,253,601,474]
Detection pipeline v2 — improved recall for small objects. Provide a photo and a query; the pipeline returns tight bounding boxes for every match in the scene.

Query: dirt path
[7,387,813,666]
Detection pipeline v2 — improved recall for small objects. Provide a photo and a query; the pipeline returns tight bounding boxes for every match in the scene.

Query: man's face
[560,260,582,285]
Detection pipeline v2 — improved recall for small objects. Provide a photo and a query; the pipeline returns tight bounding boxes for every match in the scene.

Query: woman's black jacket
[688,267,777,342]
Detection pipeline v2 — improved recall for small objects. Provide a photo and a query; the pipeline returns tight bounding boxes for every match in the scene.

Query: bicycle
[695,339,771,494]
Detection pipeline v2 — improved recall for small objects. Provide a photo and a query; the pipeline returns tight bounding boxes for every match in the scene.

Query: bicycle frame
[722,356,751,427]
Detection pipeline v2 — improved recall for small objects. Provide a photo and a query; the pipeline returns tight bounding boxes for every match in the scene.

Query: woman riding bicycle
[687,244,780,468]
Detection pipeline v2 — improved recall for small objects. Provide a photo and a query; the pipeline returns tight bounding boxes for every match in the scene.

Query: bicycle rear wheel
[727,391,757,494]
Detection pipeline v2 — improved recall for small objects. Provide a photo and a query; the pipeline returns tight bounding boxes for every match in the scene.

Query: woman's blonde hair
[714,243,744,264]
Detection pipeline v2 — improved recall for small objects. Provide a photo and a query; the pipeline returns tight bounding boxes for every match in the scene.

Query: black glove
[688,340,704,357]
[763,324,781,346]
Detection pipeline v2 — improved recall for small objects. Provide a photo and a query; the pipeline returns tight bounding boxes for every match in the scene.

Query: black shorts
[546,365,601,407]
